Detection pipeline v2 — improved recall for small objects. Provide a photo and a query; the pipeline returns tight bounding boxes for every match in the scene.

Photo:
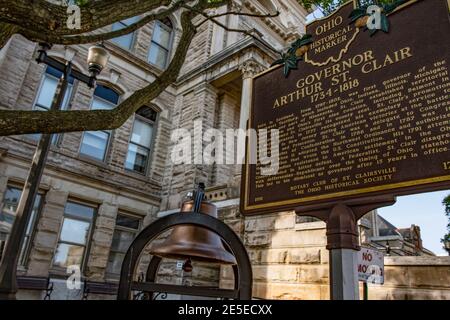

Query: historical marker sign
[241,0,450,215]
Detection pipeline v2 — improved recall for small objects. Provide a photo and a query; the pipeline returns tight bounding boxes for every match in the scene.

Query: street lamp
[0,43,109,299]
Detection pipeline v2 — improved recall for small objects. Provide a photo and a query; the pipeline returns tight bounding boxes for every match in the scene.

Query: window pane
[106,252,125,275]
[116,215,140,230]
[2,187,21,212]
[45,65,75,84]
[36,75,73,111]
[153,23,171,49]
[59,218,90,245]
[111,17,139,50]
[111,34,134,50]
[53,243,84,268]
[148,44,168,69]
[93,85,119,104]
[80,131,109,160]
[25,195,42,236]
[111,229,135,252]
[131,119,153,147]
[122,16,140,26]
[36,74,59,109]
[64,202,95,220]
[125,144,149,173]
[137,107,157,122]
[92,96,116,110]
[0,187,41,239]
[61,85,73,110]
[19,235,30,265]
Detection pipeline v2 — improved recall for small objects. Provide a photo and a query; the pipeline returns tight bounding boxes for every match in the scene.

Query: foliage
[271,34,313,77]
[297,0,402,17]
[442,195,450,245]
[349,0,407,36]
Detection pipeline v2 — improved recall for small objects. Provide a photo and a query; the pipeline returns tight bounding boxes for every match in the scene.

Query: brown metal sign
[241,0,450,215]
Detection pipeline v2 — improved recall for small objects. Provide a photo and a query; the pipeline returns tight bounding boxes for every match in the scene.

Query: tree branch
[18,1,183,45]
[0,11,197,136]
[0,0,170,36]
[0,22,19,49]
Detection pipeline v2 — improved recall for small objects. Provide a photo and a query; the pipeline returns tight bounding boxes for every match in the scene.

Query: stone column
[214,93,239,185]
[27,189,68,277]
[238,60,265,131]
[85,202,118,281]
[235,60,265,181]
[189,83,219,190]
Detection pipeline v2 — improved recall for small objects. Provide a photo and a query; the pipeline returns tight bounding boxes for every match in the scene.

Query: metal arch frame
[117,212,252,300]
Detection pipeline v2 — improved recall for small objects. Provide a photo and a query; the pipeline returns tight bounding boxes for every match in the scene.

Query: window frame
[124,107,159,176]
[148,19,174,70]
[0,183,45,267]
[30,65,76,145]
[52,199,97,273]
[106,212,142,279]
[79,85,120,163]
[110,17,140,51]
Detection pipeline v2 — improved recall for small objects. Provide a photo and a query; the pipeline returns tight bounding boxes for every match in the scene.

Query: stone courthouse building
[0,0,449,300]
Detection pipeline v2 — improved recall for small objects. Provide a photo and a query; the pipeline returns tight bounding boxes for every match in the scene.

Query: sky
[303,10,449,257]
[378,191,449,256]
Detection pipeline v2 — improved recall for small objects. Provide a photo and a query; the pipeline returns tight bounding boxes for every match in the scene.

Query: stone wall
[367,256,450,300]
[218,208,330,300]
[218,206,450,300]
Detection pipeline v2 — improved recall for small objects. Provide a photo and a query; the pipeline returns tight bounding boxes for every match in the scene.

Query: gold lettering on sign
[273,47,413,109]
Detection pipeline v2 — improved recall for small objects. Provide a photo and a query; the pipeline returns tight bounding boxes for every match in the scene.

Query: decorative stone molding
[109,69,121,85]
[239,59,265,79]
[243,0,302,41]
[64,47,77,62]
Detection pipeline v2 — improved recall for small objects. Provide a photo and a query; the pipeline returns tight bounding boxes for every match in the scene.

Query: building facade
[0,0,448,300]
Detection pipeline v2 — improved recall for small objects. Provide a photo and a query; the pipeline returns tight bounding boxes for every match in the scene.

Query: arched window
[31,65,74,142]
[79,85,120,161]
[35,65,74,111]
[125,106,158,174]
[111,16,140,50]
[148,18,173,69]
[260,0,277,13]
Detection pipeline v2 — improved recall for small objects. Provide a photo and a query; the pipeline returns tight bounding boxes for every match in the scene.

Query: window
[80,85,120,161]
[125,106,157,174]
[111,16,140,50]
[53,201,96,270]
[296,216,321,224]
[31,65,74,142]
[0,186,43,265]
[106,214,141,276]
[148,19,173,69]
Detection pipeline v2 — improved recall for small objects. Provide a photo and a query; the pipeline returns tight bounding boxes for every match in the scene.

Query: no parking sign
[357,248,384,285]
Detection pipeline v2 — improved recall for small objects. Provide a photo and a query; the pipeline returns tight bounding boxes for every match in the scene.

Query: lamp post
[0,43,109,299]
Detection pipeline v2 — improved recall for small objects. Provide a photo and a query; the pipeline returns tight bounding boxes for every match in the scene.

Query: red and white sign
[357,247,384,284]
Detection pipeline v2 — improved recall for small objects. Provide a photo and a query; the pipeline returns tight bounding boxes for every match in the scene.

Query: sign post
[358,247,385,300]
[240,0,450,300]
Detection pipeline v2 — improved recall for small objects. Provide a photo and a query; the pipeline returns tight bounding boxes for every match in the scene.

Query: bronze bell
[149,198,237,265]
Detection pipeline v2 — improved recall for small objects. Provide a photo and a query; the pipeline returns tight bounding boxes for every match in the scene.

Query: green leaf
[350,13,366,23]
[349,8,366,18]
[271,59,284,67]
[298,38,313,46]
[380,14,389,33]
[283,64,290,77]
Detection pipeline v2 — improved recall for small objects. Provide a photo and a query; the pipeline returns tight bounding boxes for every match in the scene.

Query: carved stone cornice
[239,59,265,79]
